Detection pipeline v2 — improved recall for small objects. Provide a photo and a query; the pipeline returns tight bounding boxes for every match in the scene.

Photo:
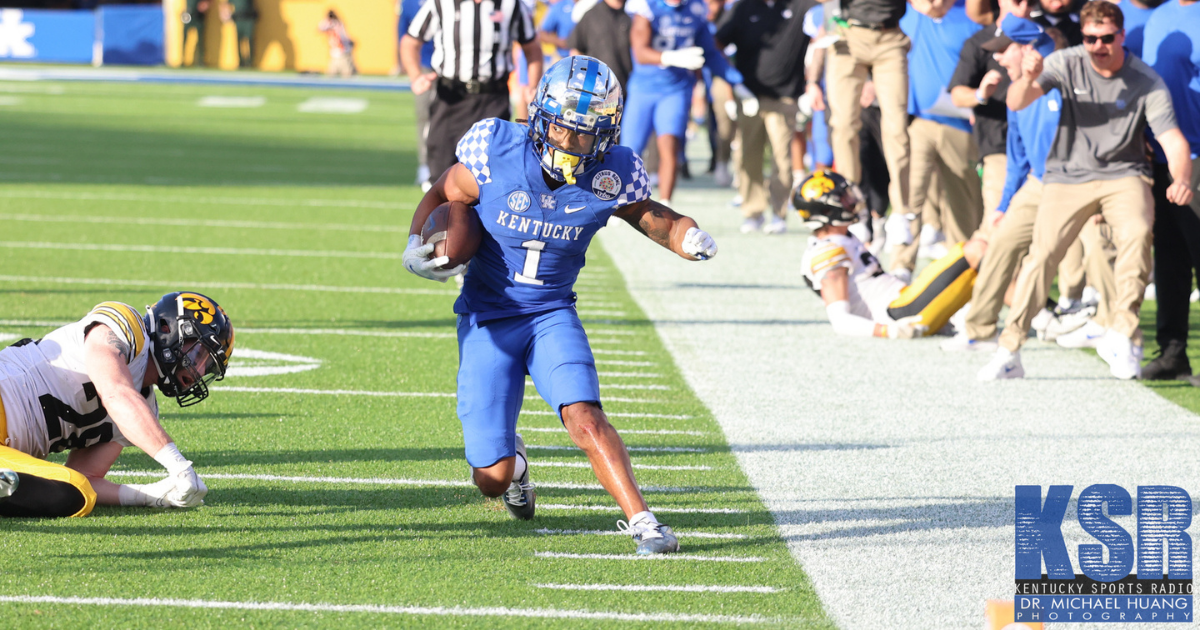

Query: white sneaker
[978,347,1025,380]
[1030,308,1055,337]
[1055,319,1106,349]
[941,332,999,352]
[919,224,944,248]
[1042,307,1095,342]
[1192,289,1199,303]
[1082,285,1101,306]
[763,215,787,234]
[740,216,764,234]
[1096,330,1141,380]
[714,161,733,187]
[890,268,912,285]
[730,194,743,208]
[885,212,914,248]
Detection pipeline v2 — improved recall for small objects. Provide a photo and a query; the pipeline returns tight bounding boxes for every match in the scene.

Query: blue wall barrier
[99,6,164,66]
[0,9,95,64]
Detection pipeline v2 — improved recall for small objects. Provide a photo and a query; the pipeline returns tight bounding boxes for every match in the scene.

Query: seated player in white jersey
[795,171,987,338]
[403,56,718,554]
[0,292,233,518]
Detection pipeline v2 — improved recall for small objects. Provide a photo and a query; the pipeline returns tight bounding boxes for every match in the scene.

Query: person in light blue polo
[892,0,984,281]
[539,0,577,62]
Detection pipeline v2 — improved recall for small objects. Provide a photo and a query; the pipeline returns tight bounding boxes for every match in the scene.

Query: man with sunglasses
[979,0,1193,380]
[0,292,234,518]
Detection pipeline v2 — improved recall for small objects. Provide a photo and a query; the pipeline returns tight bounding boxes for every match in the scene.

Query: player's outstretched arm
[820,268,922,338]
[82,324,207,508]
[612,199,718,260]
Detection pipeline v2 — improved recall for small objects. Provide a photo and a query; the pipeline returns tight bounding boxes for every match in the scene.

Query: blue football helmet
[528,56,622,185]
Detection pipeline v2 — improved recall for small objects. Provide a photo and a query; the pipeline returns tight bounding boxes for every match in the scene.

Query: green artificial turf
[0,78,834,628]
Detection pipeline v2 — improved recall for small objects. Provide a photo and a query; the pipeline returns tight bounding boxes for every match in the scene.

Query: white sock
[630,510,657,526]
[511,453,527,483]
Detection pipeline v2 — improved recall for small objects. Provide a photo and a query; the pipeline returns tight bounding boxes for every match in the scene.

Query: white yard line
[0,189,409,210]
[600,188,1200,629]
[212,387,456,398]
[0,595,773,625]
[592,349,647,356]
[0,212,405,233]
[534,528,747,540]
[104,471,691,493]
[596,371,663,378]
[521,427,706,436]
[533,462,712,471]
[593,360,657,367]
[0,241,402,260]
[0,276,456,296]
[539,504,746,514]
[534,583,778,593]
[240,328,455,339]
[535,552,765,563]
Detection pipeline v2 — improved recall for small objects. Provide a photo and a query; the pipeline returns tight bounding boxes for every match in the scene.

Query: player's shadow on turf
[774,497,1012,541]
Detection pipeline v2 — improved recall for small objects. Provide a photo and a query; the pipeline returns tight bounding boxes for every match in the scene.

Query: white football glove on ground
[660,47,705,70]
[732,84,759,118]
[118,477,177,507]
[681,227,718,260]
[403,234,465,283]
[153,443,208,508]
[888,315,928,339]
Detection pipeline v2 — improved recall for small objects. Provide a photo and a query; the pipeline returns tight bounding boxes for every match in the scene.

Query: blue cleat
[502,434,536,520]
[619,519,680,555]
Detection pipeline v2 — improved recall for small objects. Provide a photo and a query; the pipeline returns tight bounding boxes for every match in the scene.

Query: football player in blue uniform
[402,56,718,554]
[622,0,749,206]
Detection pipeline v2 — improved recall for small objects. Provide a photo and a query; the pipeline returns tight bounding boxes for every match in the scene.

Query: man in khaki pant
[815,0,911,223]
[978,1,1194,381]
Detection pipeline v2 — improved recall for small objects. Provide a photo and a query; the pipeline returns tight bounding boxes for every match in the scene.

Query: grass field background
[0,78,834,627]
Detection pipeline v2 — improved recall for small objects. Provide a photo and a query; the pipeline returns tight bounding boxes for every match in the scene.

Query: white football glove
[165,465,208,508]
[118,477,177,507]
[660,46,705,70]
[733,83,759,118]
[681,227,718,260]
[887,315,929,339]
[403,234,465,283]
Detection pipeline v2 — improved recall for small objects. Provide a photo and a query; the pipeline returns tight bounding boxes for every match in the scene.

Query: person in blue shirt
[1116,0,1160,58]
[891,0,984,281]
[539,0,577,61]
[399,0,437,189]
[1139,0,1200,380]
[621,0,746,206]
[402,56,718,555]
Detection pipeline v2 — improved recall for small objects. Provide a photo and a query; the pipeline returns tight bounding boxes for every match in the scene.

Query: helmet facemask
[792,171,864,231]
[147,292,234,407]
[528,56,623,185]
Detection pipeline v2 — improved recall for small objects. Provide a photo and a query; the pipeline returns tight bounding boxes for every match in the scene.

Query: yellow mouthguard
[553,150,581,185]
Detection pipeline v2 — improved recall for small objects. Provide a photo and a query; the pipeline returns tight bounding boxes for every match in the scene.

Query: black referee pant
[427,80,511,180]
[1152,162,1200,349]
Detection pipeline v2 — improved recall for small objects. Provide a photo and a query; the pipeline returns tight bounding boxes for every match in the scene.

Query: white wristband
[153,442,192,474]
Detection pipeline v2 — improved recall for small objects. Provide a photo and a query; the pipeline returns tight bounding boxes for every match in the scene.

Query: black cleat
[1141,340,1192,381]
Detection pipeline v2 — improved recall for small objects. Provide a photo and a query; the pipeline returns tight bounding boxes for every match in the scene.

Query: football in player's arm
[0,292,234,518]
[795,171,986,339]
[403,56,715,555]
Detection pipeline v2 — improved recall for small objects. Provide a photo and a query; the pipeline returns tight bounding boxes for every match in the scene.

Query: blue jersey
[1117,0,1157,58]
[626,0,738,92]
[1143,0,1200,158]
[997,89,1062,213]
[539,0,576,59]
[454,119,651,321]
[900,2,982,134]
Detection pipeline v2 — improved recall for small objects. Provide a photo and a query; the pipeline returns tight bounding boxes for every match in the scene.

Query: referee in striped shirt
[401,0,543,179]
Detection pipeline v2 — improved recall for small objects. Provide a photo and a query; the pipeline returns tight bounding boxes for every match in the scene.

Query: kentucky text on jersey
[493,211,587,240]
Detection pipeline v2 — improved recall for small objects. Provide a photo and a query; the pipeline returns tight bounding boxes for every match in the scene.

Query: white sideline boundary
[534,583,779,593]
[521,427,706,436]
[0,276,458,296]
[535,552,765,563]
[211,387,666,405]
[0,189,410,210]
[0,212,406,233]
[0,595,772,625]
[533,462,712,471]
[0,241,403,260]
[535,528,747,540]
[600,189,1200,629]
[104,471,693,493]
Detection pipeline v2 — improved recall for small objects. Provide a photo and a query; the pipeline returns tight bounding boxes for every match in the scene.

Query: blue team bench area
[0,6,163,65]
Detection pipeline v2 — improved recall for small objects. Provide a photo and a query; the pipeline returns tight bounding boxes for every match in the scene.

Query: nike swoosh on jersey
[564,205,586,214]
[1073,88,1089,94]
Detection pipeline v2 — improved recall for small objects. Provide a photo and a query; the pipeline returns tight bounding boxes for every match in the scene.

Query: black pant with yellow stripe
[0,393,96,518]
[886,241,978,336]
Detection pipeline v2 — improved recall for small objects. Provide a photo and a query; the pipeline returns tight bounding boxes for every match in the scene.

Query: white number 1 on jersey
[515,240,546,285]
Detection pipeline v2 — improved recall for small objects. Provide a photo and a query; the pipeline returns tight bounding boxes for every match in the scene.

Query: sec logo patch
[507,191,532,213]
[592,170,621,201]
